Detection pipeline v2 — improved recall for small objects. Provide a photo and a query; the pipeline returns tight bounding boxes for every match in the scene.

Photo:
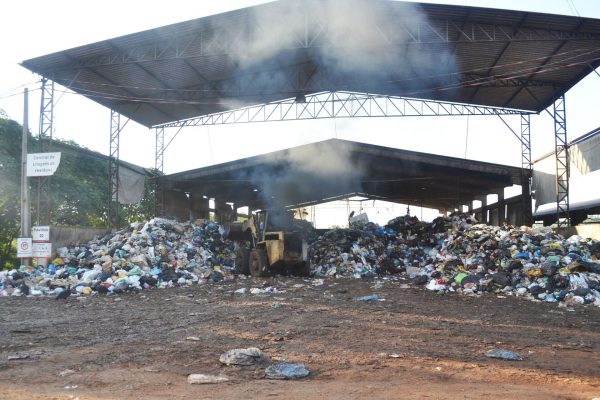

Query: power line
[566,0,581,17]
[0,80,41,98]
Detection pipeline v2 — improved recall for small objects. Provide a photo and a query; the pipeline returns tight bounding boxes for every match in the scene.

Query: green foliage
[50,141,109,226]
[0,118,25,268]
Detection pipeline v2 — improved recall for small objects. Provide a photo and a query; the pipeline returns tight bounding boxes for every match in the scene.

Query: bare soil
[1,277,599,399]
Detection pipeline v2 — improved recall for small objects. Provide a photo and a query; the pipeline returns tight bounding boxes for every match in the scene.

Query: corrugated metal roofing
[21,0,600,128]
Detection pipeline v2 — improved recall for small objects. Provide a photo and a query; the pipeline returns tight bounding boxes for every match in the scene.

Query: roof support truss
[155,91,528,129]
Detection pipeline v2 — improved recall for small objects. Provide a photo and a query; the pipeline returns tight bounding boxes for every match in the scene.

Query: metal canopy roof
[21,0,600,128]
[160,139,525,210]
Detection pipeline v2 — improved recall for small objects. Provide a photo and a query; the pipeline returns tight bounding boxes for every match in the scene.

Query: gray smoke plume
[219,0,457,217]
[219,0,457,100]
[239,140,366,223]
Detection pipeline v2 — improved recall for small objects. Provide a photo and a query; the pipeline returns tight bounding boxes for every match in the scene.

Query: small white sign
[16,238,33,258]
[32,242,52,258]
[32,225,50,242]
[27,152,61,177]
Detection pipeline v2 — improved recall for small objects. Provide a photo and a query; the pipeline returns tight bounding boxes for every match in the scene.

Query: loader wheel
[249,249,269,277]
[234,247,250,275]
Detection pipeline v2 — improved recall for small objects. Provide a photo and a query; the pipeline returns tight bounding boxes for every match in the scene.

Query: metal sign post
[20,89,31,266]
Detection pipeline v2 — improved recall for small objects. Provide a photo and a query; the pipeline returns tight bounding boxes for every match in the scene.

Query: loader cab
[232,209,310,277]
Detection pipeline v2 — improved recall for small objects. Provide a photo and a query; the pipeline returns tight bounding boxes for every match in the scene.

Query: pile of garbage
[1,213,600,308]
[309,214,600,307]
[0,218,238,297]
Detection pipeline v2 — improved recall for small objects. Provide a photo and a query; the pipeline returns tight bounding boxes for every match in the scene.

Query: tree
[0,118,26,268]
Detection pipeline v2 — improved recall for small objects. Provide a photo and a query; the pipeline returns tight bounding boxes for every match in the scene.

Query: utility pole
[21,89,31,265]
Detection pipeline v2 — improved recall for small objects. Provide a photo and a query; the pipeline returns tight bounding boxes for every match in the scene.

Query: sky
[1,0,599,225]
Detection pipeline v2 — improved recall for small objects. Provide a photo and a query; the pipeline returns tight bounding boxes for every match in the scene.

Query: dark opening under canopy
[160,139,525,210]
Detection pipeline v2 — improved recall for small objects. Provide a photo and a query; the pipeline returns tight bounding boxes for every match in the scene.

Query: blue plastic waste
[357,294,380,301]
[265,362,310,380]
[485,349,523,361]
[514,252,529,260]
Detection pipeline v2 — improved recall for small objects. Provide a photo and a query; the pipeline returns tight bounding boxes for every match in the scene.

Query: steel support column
[553,95,570,227]
[155,127,165,173]
[108,110,121,229]
[36,78,54,225]
[154,126,165,217]
[520,113,533,225]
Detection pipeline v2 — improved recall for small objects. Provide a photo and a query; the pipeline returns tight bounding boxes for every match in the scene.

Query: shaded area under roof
[21,0,600,128]
[159,139,526,210]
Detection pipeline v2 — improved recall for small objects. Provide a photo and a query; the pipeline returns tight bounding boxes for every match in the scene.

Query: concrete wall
[50,226,111,254]
[163,190,190,221]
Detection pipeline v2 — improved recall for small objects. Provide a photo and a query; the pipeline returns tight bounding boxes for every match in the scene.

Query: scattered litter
[485,349,524,361]
[187,374,229,384]
[7,354,29,361]
[250,287,278,294]
[264,362,310,380]
[186,336,201,341]
[219,347,270,366]
[357,294,382,302]
[389,353,401,358]
[63,385,78,390]
[58,369,75,377]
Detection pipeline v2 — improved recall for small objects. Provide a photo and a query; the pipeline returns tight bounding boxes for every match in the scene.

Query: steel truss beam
[553,95,570,227]
[67,17,600,70]
[108,110,121,228]
[155,92,527,129]
[36,78,54,225]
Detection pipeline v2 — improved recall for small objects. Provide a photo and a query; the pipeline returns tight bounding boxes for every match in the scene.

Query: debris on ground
[485,349,524,361]
[264,362,311,380]
[7,354,30,361]
[219,347,271,367]
[357,294,382,302]
[187,374,230,384]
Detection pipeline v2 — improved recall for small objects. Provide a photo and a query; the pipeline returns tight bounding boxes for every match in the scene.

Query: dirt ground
[1,277,599,400]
